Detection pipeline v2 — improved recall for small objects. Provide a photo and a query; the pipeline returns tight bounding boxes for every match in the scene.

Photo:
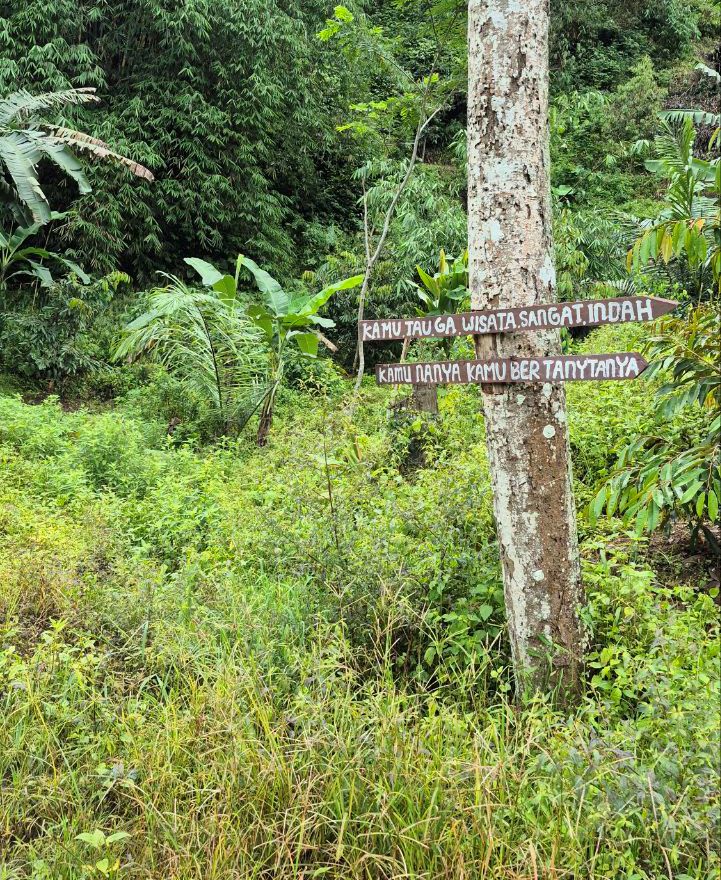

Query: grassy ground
[0,327,718,879]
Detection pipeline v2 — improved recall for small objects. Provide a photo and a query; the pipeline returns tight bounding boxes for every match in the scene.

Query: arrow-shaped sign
[375,353,649,385]
[361,296,676,342]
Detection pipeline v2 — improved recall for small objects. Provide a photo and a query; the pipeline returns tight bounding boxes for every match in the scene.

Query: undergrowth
[0,326,718,879]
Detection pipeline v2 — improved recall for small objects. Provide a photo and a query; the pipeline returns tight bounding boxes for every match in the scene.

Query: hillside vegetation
[0,0,719,877]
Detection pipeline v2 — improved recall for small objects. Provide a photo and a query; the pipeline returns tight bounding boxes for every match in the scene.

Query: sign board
[375,353,649,385]
[360,296,676,342]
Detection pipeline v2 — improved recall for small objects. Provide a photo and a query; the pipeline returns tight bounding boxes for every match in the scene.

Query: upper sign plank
[360,296,676,342]
[375,353,649,385]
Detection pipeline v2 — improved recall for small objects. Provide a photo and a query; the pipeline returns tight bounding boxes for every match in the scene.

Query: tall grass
[0,373,718,879]
[1,614,717,879]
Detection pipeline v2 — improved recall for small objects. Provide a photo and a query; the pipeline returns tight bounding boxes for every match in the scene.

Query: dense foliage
[0,363,717,877]
[0,0,362,277]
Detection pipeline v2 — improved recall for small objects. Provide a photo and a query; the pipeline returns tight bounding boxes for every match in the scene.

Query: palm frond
[115,278,266,433]
[660,109,721,128]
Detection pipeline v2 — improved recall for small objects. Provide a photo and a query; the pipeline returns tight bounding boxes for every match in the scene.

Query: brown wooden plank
[375,353,649,385]
[360,296,676,342]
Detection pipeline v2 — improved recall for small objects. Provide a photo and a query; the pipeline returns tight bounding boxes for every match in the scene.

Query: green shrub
[68,413,161,495]
[0,273,129,390]
[0,394,70,456]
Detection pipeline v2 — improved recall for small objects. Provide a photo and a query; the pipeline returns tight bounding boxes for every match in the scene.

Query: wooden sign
[375,353,649,385]
[361,296,676,342]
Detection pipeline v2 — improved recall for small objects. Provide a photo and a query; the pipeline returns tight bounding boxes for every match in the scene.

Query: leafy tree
[312,163,468,372]
[0,0,364,278]
[591,305,720,548]
[550,0,704,92]
[592,112,720,545]
[627,116,720,296]
[318,4,465,388]
[553,209,630,299]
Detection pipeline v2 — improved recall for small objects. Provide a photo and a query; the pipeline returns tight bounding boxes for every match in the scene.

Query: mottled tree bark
[467,0,586,699]
[412,382,439,414]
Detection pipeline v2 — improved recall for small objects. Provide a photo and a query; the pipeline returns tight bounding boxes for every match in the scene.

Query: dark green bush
[0,272,129,390]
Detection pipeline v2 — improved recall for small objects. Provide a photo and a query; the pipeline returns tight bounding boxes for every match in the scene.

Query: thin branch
[353,104,443,393]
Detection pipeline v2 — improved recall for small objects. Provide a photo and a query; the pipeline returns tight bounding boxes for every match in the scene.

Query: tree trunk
[257,386,276,447]
[256,400,273,447]
[412,382,438,413]
[467,0,586,700]
[401,337,439,413]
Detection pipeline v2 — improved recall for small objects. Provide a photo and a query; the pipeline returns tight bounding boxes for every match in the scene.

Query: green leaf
[308,315,335,329]
[0,134,51,223]
[105,831,131,844]
[246,304,274,342]
[76,830,105,849]
[56,256,90,284]
[607,489,620,517]
[296,274,363,318]
[416,264,440,298]
[184,257,225,287]
[239,256,290,315]
[212,274,237,306]
[292,331,319,357]
[708,490,718,523]
[590,486,607,520]
[23,260,53,287]
[7,221,46,250]
[696,493,706,518]
[679,481,703,504]
[478,604,493,622]
[634,505,648,535]
[42,142,92,195]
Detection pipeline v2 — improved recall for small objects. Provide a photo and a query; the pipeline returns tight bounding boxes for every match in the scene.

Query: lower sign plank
[361,296,676,342]
[375,353,649,385]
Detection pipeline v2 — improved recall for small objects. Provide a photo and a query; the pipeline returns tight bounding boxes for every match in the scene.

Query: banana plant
[0,216,89,295]
[186,255,362,444]
[0,87,153,225]
[413,248,469,318]
[407,247,468,365]
[397,249,469,413]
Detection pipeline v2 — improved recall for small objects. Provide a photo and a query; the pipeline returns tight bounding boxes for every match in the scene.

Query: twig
[353,104,443,393]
